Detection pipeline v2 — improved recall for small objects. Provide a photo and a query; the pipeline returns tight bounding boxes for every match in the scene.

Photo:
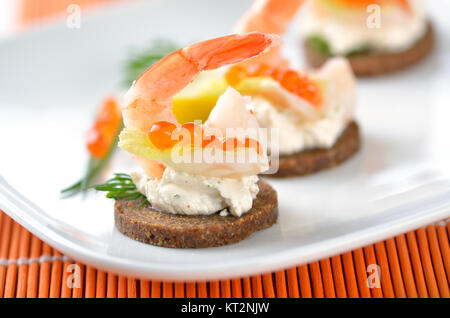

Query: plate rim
[1,175,449,281]
[1,0,449,281]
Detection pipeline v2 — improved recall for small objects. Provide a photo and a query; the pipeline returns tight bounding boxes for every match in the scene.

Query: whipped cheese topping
[131,168,259,217]
[253,97,350,155]
[299,0,427,55]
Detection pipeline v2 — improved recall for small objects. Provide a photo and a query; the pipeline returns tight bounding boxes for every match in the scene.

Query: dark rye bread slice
[114,180,278,248]
[304,21,434,76]
[267,121,360,178]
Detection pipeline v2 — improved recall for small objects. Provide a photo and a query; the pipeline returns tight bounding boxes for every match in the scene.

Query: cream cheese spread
[253,97,350,155]
[299,0,427,55]
[131,168,259,217]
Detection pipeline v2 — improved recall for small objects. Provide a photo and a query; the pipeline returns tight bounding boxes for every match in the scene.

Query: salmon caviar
[222,137,262,155]
[225,64,276,87]
[334,0,410,11]
[86,97,122,159]
[172,122,217,147]
[222,137,245,153]
[336,0,381,7]
[180,122,205,147]
[148,121,263,156]
[244,137,263,156]
[277,70,323,107]
[226,64,323,107]
[148,121,178,149]
[225,65,249,87]
[396,0,411,11]
[202,133,217,147]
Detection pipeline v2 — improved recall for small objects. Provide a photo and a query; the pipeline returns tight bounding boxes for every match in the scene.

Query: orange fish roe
[277,70,323,107]
[225,64,275,87]
[225,65,248,87]
[222,137,262,155]
[396,0,411,12]
[177,122,216,147]
[334,0,410,11]
[226,64,323,107]
[222,137,245,153]
[86,97,122,159]
[148,121,179,149]
[336,0,381,7]
[147,121,262,155]
[244,137,263,156]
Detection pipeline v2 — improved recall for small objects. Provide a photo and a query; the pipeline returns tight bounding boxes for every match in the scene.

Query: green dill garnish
[91,173,149,208]
[123,39,179,87]
[307,35,332,57]
[307,35,372,57]
[60,122,124,198]
[63,39,179,197]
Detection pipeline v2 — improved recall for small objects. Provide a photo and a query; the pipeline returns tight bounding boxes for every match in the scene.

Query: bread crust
[266,121,360,178]
[304,21,434,76]
[114,180,278,248]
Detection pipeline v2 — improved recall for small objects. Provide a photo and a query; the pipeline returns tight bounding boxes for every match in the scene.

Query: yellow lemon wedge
[172,71,228,124]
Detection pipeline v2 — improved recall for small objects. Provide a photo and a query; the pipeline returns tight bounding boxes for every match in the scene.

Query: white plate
[1,0,450,281]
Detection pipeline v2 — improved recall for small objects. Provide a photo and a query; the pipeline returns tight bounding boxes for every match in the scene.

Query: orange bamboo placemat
[0,210,449,298]
[1,0,448,299]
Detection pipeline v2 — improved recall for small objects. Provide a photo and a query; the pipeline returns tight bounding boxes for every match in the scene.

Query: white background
[0,0,19,38]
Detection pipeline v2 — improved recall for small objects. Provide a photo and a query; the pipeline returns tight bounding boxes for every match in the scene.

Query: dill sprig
[123,39,179,87]
[62,39,178,197]
[60,122,124,197]
[91,173,149,208]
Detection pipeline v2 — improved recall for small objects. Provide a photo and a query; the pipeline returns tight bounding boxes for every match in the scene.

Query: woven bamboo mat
[0,211,449,298]
[1,0,448,299]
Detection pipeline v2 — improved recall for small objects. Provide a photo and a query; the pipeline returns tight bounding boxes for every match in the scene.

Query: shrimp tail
[184,32,280,70]
[235,0,305,34]
[122,32,280,179]
[232,0,305,70]
[126,32,280,111]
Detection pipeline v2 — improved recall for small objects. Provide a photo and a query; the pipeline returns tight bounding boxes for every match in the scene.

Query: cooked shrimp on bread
[224,0,358,160]
[120,32,279,179]
[300,0,432,76]
[119,32,280,217]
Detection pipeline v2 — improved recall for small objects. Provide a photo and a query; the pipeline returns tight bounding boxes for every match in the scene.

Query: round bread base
[114,180,278,248]
[266,121,360,178]
[303,21,434,76]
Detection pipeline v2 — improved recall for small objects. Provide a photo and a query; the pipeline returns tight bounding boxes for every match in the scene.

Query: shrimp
[227,0,329,120]
[229,0,356,121]
[234,0,305,69]
[315,57,357,120]
[122,32,279,178]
